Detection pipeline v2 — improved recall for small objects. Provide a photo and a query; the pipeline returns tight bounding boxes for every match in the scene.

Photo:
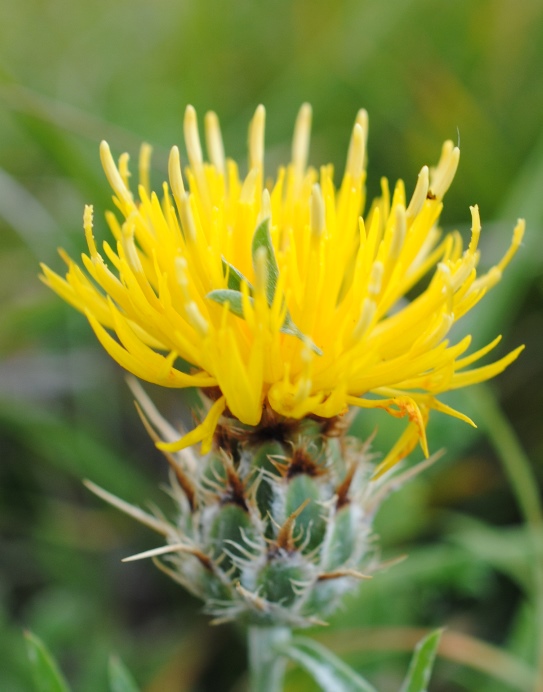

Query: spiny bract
[89,379,417,627]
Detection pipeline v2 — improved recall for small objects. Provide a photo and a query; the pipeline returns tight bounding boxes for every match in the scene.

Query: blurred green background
[1,0,542,690]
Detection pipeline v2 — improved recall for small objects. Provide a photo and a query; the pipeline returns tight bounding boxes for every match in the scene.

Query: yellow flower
[41,104,524,474]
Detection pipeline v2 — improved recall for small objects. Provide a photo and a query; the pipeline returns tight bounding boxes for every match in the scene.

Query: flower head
[41,104,524,475]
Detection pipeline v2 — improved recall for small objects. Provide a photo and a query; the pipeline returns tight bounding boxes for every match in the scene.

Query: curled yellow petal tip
[156,396,226,454]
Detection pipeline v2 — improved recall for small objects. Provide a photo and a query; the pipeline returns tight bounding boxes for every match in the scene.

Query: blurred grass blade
[0,166,60,261]
[280,636,377,692]
[108,656,140,692]
[399,629,442,692]
[445,514,543,590]
[316,627,535,691]
[0,82,158,157]
[0,401,150,501]
[472,384,543,686]
[463,119,543,347]
[501,117,543,226]
[24,631,70,692]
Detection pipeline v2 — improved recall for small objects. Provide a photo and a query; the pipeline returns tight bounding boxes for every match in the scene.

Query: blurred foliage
[1,0,542,690]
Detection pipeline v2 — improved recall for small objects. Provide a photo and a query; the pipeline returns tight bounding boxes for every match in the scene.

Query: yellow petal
[156,396,226,454]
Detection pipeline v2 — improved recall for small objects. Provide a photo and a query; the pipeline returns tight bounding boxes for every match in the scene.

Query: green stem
[248,626,291,692]
[472,385,543,691]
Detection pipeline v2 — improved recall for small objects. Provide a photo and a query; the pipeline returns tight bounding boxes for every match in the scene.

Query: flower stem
[473,385,543,691]
[248,626,291,692]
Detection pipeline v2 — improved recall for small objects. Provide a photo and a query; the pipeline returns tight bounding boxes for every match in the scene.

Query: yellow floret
[41,104,524,471]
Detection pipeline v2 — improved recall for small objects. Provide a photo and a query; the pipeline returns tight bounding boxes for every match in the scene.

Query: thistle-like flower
[41,105,523,626]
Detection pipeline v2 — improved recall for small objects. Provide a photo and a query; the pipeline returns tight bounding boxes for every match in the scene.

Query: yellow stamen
[184,105,204,171]
[406,165,429,220]
[83,205,97,257]
[310,183,325,240]
[346,123,365,180]
[351,298,377,342]
[168,145,186,209]
[204,111,226,175]
[430,141,460,200]
[497,218,525,273]
[258,189,272,226]
[240,168,259,205]
[389,205,406,261]
[99,141,134,209]
[118,153,130,188]
[292,103,312,180]
[138,143,152,196]
[346,109,368,178]
[249,105,265,172]
[178,193,198,242]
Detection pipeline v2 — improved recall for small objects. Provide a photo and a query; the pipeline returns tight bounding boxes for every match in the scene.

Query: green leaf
[221,257,253,292]
[278,636,377,692]
[208,288,323,355]
[251,218,279,305]
[213,218,323,355]
[399,629,442,692]
[108,656,140,692]
[207,288,250,320]
[208,288,322,354]
[0,401,151,502]
[24,631,70,692]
